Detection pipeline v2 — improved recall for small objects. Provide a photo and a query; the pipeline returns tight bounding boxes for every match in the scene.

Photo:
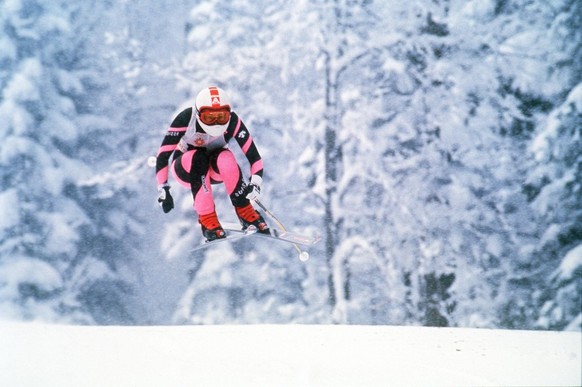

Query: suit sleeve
[155,108,192,186]
[231,115,264,178]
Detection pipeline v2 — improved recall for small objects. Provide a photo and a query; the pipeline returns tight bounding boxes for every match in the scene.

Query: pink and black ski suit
[155,107,263,216]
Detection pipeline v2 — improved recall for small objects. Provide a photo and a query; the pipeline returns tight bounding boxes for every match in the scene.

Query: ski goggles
[198,107,231,126]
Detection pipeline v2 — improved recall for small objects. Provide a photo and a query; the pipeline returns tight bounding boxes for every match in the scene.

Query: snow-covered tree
[293,0,577,328]
[165,0,581,328]
[496,0,582,330]
[2,0,578,329]
[528,82,581,330]
[0,0,138,324]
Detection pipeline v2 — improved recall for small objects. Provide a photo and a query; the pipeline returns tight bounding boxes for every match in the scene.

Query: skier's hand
[157,184,174,213]
[245,175,262,201]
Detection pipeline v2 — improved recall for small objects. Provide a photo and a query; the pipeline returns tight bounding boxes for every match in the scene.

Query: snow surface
[1,323,579,387]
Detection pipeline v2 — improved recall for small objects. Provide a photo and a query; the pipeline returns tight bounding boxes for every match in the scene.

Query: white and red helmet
[195,86,231,136]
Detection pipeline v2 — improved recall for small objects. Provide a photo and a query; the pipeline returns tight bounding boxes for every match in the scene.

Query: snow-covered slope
[1,323,579,386]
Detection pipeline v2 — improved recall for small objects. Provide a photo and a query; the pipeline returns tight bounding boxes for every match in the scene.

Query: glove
[245,175,262,201]
[157,184,174,213]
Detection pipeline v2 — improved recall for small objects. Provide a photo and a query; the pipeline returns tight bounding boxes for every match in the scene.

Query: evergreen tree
[2,0,576,328]
[498,0,582,330]
[168,0,580,327]
[528,82,582,330]
[0,0,136,323]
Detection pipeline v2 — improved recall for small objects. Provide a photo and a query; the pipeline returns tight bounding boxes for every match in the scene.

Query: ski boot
[235,203,270,234]
[199,211,226,242]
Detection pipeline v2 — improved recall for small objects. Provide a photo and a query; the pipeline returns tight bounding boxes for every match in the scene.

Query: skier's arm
[155,108,191,186]
[231,115,264,179]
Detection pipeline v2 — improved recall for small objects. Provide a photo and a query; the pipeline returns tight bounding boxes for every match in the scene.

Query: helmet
[195,86,231,136]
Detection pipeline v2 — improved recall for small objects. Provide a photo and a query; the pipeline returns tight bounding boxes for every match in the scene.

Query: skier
[155,86,270,241]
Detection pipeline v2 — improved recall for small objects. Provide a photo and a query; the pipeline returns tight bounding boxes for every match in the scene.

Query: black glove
[157,185,174,213]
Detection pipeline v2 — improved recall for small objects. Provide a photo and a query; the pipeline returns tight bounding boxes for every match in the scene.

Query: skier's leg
[172,149,214,214]
[172,150,224,240]
[210,149,269,234]
[209,149,248,207]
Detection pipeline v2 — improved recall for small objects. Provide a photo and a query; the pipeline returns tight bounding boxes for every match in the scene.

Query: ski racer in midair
[155,86,270,241]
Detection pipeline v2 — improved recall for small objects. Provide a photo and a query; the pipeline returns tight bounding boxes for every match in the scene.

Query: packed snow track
[1,322,579,386]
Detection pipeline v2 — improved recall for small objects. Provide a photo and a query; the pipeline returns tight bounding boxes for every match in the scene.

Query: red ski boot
[199,211,226,241]
[235,204,270,234]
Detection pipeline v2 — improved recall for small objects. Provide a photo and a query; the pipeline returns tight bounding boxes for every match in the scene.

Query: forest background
[0,0,580,330]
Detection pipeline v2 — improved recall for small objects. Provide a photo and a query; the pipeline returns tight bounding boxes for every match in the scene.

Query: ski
[190,226,257,252]
[190,222,320,261]
[221,223,321,247]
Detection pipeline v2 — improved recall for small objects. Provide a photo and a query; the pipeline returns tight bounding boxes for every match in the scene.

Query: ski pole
[253,199,309,261]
